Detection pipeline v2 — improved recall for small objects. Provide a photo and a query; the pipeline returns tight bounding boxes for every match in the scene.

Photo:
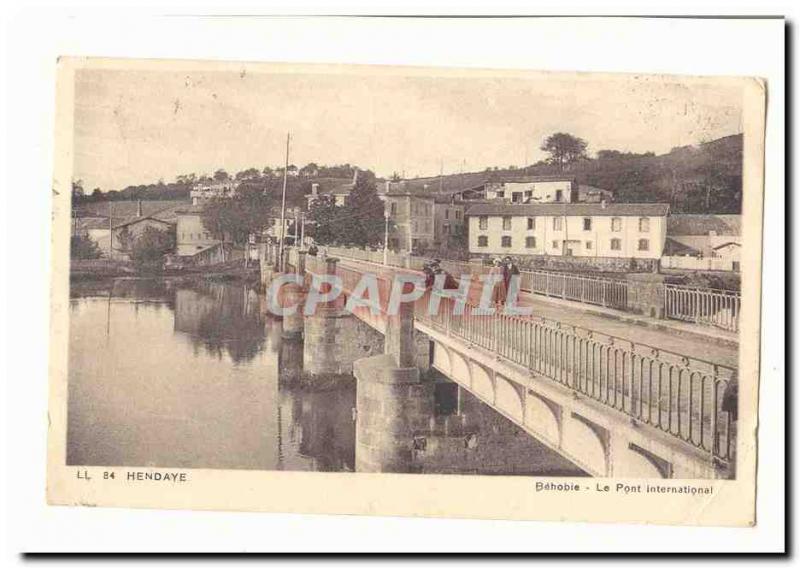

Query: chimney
[137,199,143,217]
[311,183,319,197]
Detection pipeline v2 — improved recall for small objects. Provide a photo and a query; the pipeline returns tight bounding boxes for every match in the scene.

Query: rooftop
[74,199,190,220]
[489,175,577,184]
[667,214,741,236]
[465,202,670,217]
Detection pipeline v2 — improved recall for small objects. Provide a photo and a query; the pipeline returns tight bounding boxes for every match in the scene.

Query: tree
[213,169,230,182]
[235,168,261,181]
[130,226,175,266]
[176,173,197,185]
[71,233,102,260]
[299,163,319,177]
[306,195,344,245]
[201,185,277,245]
[540,132,588,171]
[71,179,85,200]
[262,166,274,177]
[340,176,388,248]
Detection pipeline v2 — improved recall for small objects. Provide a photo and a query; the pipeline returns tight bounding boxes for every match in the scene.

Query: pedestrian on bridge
[503,256,520,296]
[489,258,507,305]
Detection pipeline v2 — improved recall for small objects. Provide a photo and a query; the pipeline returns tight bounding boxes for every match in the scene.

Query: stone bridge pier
[353,301,435,474]
[301,257,431,378]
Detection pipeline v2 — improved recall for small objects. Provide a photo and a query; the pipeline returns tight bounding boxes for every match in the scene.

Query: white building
[484,176,579,204]
[175,205,221,256]
[466,202,670,260]
[190,181,239,205]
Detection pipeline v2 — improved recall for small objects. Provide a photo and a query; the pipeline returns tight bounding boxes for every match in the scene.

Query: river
[67,277,585,476]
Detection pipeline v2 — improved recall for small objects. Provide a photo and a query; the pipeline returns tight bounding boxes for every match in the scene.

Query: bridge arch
[432,341,452,375]
[525,391,561,447]
[470,362,494,403]
[623,443,673,479]
[563,412,609,476]
[494,374,524,422]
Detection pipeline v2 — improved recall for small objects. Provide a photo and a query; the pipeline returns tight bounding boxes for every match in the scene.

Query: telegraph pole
[277,132,290,271]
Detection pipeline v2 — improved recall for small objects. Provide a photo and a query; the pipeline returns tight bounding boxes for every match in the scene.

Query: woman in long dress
[488,258,506,305]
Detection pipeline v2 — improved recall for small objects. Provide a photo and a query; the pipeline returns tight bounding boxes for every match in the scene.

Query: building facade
[383,192,435,252]
[433,196,467,245]
[484,176,579,203]
[175,205,221,256]
[466,202,669,260]
[665,214,742,258]
[190,181,239,205]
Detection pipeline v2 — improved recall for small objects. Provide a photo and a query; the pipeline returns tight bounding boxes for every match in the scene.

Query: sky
[72,64,745,192]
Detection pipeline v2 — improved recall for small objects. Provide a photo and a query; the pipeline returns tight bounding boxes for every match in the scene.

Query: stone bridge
[261,247,737,479]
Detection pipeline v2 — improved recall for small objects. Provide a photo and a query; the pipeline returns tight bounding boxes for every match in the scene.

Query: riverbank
[70,258,260,284]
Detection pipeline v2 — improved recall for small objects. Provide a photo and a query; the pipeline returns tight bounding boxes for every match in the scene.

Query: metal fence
[416,294,736,465]
[293,246,742,333]
[302,251,737,465]
[664,284,741,332]
[520,270,628,310]
[321,246,630,309]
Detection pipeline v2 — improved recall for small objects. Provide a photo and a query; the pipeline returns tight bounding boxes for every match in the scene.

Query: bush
[130,226,175,267]
[70,233,102,260]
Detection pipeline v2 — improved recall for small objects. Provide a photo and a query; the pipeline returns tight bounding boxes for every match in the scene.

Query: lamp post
[383,209,390,266]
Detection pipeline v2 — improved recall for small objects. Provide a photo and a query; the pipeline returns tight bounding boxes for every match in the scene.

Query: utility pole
[300,212,306,250]
[277,132,290,272]
[108,201,113,258]
[383,209,390,265]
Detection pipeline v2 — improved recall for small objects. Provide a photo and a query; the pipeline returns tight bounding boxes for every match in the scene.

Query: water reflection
[68,277,583,476]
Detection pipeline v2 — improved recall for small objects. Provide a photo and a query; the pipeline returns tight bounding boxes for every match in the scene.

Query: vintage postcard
[47,57,766,526]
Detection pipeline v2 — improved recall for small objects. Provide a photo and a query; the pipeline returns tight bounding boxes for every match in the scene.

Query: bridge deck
[332,257,738,370]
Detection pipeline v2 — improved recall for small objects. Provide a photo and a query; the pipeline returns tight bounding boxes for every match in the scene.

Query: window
[501,236,512,248]
[586,241,592,250]
[477,235,489,247]
[512,192,523,203]
[611,217,622,232]
[610,238,621,251]
[639,217,650,233]
[496,191,505,198]
[527,217,535,230]
[524,190,532,198]
[583,218,592,231]
[502,216,512,230]
[455,210,462,220]
[555,189,563,202]
[479,216,488,230]
[525,236,536,248]
[638,238,649,251]
[553,217,563,231]
[390,202,397,215]
[552,240,560,250]
[445,209,449,220]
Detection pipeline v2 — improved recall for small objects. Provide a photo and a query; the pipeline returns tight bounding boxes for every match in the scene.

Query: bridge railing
[664,284,741,332]
[314,246,743,331]
[416,293,737,465]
